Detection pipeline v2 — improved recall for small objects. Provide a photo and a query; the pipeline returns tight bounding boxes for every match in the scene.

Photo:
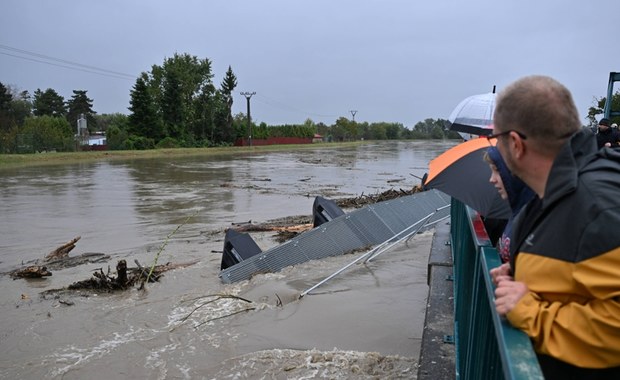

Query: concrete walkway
[418,219,456,379]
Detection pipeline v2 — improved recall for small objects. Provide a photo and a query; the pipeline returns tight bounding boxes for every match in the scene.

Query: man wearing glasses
[489,76,620,379]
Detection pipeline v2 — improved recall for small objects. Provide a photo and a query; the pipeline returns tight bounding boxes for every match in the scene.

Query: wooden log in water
[44,236,81,261]
[10,265,52,279]
[116,260,128,287]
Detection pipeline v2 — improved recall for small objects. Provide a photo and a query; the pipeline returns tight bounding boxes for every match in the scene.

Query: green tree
[128,74,162,139]
[21,115,73,152]
[587,90,620,127]
[94,113,128,134]
[369,123,387,140]
[384,123,402,139]
[219,66,237,142]
[32,88,66,117]
[315,122,329,139]
[161,68,184,138]
[10,90,32,127]
[410,118,448,139]
[106,125,129,150]
[232,111,253,142]
[0,82,12,112]
[0,85,33,152]
[331,117,358,141]
[192,83,217,144]
[66,90,96,132]
[157,53,215,141]
[131,54,216,146]
[0,83,15,133]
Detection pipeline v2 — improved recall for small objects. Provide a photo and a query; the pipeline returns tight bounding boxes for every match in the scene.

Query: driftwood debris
[67,260,130,291]
[65,259,199,292]
[8,237,110,279]
[44,252,110,270]
[230,217,314,244]
[10,265,52,279]
[232,222,313,234]
[44,236,81,261]
[336,186,423,209]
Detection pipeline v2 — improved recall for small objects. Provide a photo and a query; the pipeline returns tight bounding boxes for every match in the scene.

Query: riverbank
[0,141,366,169]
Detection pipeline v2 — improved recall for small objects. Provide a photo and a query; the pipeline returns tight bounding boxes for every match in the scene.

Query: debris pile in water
[336,186,424,209]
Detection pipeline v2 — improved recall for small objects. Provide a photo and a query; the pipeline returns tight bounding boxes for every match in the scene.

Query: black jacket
[596,127,619,149]
[508,129,620,375]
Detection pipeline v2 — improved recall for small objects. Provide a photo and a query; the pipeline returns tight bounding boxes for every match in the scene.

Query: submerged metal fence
[450,198,543,380]
[220,189,451,283]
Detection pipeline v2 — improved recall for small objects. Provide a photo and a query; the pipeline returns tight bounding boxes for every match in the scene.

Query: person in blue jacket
[484,146,535,263]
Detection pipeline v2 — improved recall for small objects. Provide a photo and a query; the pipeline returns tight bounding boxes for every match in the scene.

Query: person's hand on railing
[490,262,512,286]
[494,278,528,316]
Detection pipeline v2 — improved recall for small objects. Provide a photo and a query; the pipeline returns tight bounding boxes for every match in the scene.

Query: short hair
[494,76,580,154]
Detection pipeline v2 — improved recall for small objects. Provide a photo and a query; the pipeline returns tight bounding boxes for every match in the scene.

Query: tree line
[0,85,98,153]
[5,52,615,154]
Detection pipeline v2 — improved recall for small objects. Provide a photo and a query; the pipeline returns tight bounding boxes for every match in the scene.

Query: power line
[0,51,135,81]
[0,44,136,81]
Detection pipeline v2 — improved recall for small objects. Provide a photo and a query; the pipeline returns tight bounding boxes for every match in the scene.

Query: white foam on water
[208,348,418,379]
[45,326,149,378]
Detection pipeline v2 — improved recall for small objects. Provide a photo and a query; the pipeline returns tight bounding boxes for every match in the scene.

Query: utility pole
[350,110,357,122]
[241,91,256,146]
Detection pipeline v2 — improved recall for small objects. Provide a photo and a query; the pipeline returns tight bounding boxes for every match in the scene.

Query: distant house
[88,136,106,146]
[312,134,324,143]
[76,132,107,151]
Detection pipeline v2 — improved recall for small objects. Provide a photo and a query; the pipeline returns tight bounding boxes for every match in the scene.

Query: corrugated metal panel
[219,189,451,283]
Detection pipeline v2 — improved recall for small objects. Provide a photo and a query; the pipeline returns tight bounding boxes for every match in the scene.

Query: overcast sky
[1,1,618,127]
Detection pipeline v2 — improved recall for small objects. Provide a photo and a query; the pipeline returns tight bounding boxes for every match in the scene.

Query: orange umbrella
[423,137,511,219]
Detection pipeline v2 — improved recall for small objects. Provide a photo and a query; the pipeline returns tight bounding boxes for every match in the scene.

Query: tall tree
[127,53,233,146]
[33,88,66,117]
[10,89,32,127]
[161,69,184,138]
[0,84,31,133]
[153,53,215,142]
[128,73,162,139]
[219,66,237,143]
[66,90,96,132]
[0,82,12,111]
[192,84,217,143]
[0,82,14,134]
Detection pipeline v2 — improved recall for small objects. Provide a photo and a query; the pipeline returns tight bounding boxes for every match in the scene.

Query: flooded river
[0,140,456,379]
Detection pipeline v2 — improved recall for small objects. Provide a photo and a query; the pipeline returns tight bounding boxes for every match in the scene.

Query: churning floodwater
[0,140,456,379]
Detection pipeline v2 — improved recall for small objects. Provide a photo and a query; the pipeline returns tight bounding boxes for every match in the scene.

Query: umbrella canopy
[446,92,496,139]
[423,137,511,219]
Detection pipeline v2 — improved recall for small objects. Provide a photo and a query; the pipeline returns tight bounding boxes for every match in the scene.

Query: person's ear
[509,131,526,159]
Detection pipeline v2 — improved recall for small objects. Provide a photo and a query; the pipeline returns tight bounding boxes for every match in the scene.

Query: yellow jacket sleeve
[506,250,620,368]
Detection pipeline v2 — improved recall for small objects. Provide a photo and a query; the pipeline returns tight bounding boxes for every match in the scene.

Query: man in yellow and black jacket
[490,75,620,379]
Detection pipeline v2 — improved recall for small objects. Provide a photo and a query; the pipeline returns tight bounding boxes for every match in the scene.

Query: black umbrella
[423,137,511,219]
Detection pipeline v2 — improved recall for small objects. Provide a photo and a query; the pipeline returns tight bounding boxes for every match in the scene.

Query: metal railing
[450,198,544,379]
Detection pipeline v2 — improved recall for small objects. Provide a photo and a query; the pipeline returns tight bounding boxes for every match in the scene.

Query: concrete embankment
[418,219,456,379]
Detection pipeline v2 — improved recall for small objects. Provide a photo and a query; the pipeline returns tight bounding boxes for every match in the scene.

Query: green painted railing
[451,199,544,380]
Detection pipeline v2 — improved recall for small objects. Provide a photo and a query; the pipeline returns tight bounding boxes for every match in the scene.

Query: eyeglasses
[486,129,528,141]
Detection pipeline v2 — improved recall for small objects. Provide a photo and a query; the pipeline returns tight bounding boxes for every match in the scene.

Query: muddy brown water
[0,140,456,379]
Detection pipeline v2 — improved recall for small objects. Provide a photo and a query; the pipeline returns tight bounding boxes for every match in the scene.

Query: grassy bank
[0,141,366,169]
